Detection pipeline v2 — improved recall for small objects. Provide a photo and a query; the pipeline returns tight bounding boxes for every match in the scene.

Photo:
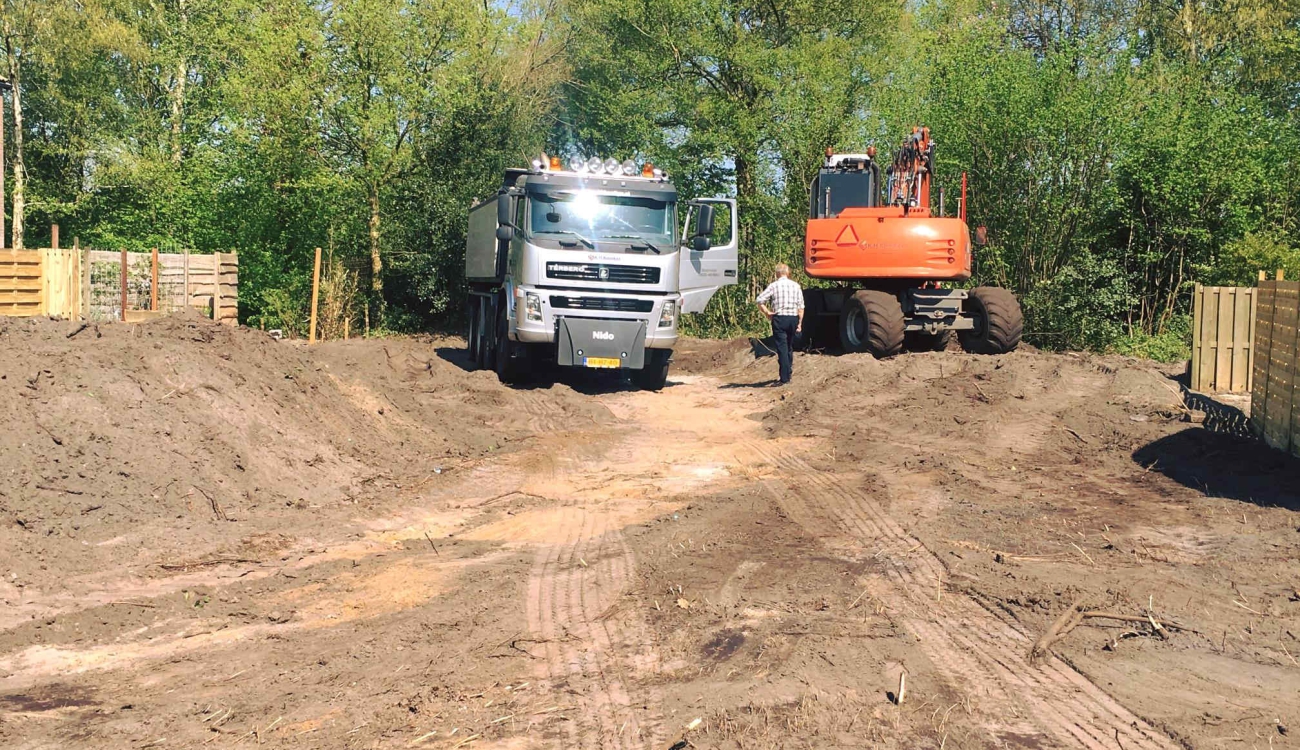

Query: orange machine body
[804,206,972,282]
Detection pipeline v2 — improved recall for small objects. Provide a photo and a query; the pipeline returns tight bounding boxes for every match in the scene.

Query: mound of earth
[0,311,606,590]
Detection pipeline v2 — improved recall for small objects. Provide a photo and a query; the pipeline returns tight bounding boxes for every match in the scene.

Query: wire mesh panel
[85,249,238,322]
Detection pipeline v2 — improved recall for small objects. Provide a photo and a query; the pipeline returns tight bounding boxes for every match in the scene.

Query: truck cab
[465,156,737,389]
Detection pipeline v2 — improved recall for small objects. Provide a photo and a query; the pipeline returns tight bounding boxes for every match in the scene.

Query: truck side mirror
[497,193,512,226]
[496,193,515,241]
[691,235,710,252]
[693,204,716,239]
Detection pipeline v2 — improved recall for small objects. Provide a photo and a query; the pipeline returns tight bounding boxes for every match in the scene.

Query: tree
[562,0,901,333]
[317,0,472,318]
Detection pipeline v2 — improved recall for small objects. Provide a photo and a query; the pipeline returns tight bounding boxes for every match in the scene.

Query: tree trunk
[170,0,187,165]
[368,183,383,297]
[5,37,24,251]
[170,57,186,164]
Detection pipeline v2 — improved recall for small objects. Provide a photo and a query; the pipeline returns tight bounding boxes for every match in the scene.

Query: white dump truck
[464,155,738,389]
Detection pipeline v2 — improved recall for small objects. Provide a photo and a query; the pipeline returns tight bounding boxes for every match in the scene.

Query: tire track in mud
[747,440,1180,750]
[526,505,663,750]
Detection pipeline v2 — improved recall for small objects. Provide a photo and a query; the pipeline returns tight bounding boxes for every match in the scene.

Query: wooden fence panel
[1251,283,1276,430]
[1191,285,1256,393]
[1250,281,1300,453]
[0,250,45,316]
[84,249,237,323]
[43,248,82,319]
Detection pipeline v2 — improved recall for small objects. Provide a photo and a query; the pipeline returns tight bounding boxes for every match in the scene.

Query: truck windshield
[529,191,675,247]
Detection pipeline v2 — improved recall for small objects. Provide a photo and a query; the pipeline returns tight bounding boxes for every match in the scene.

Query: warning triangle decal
[834,224,859,245]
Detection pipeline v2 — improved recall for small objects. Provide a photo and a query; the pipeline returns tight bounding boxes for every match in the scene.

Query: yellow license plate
[584,357,621,369]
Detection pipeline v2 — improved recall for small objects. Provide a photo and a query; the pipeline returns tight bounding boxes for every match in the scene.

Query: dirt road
[2,316,1298,748]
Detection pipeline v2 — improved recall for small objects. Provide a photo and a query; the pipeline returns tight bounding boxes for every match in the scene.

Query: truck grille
[550,296,654,313]
[546,262,661,284]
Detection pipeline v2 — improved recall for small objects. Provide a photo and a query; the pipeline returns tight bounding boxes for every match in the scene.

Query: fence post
[212,252,222,322]
[309,247,322,344]
[1278,269,1286,281]
[150,247,159,311]
[119,248,129,322]
[51,224,59,250]
[77,237,88,320]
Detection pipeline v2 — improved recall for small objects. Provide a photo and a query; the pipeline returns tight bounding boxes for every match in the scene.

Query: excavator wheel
[839,290,905,358]
[905,330,953,352]
[958,286,1023,354]
[799,290,824,351]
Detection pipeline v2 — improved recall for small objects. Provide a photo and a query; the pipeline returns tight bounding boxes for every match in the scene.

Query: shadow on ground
[1133,427,1300,511]
[433,346,684,394]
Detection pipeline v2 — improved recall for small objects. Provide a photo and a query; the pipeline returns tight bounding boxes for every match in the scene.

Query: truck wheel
[634,349,671,391]
[477,299,494,370]
[839,290,904,358]
[466,299,480,368]
[958,286,1023,354]
[494,305,524,384]
[905,330,952,352]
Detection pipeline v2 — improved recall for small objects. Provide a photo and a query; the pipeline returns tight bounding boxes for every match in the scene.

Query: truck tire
[476,299,493,370]
[466,298,480,368]
[634,349,671,391]
[958,286,1023,354]
[494,303,524,384]
[839,290,905,357]
[905,330,952,352]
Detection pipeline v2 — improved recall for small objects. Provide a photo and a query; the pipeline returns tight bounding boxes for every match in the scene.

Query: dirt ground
[2,315,1297,749]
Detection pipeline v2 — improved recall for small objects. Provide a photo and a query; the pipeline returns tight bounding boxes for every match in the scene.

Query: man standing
[756,263,805,385]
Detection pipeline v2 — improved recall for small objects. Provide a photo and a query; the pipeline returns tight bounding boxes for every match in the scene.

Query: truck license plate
[584,356,621,369]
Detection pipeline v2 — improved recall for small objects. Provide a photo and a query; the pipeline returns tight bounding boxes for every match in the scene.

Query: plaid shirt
[756,277,805,316]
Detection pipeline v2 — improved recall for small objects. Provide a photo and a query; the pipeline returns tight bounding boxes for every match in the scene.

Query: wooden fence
[1250,279,1300,456]
[0,243,237,324]
[1190,284,1256,393]
[0,248,83,318]
[86,250,238,324]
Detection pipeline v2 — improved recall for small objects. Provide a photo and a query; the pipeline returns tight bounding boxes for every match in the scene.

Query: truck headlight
[658,300,676,328]
[524,292,542,322]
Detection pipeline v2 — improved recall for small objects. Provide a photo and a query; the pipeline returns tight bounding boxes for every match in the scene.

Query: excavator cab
[809,152,880,218]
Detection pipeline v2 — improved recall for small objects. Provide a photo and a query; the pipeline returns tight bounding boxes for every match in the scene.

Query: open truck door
[678,198,739,313]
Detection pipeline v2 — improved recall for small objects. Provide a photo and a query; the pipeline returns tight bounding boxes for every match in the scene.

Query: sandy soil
[1,319,1297,749]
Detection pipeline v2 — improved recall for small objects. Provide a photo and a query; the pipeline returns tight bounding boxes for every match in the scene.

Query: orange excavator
[800,128,1022,356]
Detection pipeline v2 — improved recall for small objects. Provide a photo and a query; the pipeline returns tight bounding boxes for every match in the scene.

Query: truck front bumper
[512,288,679,350]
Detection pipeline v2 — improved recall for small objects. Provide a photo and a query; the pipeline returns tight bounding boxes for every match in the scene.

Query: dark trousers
[771,315,799,383]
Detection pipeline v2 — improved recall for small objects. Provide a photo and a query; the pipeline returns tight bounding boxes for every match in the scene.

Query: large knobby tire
[800,290,824,351]
[958,286,1023,354]
[905,329,953,352]
[839,290,905,358]
[494,303,524,384]
[634,349,671,391]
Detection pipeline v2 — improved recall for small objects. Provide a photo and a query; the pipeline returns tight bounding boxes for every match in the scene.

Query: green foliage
[1112,315,1193,363]
[3,0,1299,363]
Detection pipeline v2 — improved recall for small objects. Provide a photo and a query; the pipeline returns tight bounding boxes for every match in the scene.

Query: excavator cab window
[810,170,878,219]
